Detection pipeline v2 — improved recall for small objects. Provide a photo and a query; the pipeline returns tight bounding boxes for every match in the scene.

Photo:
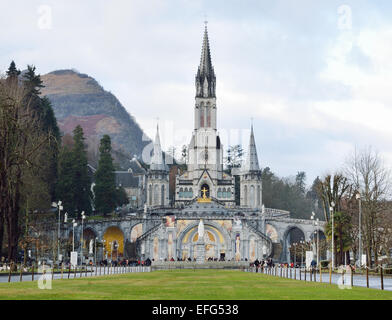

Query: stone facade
[64,25,325,264]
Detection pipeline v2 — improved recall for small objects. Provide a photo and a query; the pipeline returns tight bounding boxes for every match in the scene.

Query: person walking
[254,259,260,273]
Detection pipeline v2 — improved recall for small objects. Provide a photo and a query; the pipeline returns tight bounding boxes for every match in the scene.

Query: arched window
[250,185,255,208]
[222,188,226,198]
[244,185,248,206]
[184,188,188,198]
[148,185,152,205]
[179,188,184,198]
[161,184,165,205]
[207,105,211,127]
[154,185,159,205]
[200,103,204,127]
[189,188,193,198]
[227,188,231,199]
[217,188,222,198]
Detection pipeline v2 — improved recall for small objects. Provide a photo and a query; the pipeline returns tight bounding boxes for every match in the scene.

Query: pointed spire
[196,23,216,98]
[199,24,214,77]
[150,124,167,171]
[243,124,260,172]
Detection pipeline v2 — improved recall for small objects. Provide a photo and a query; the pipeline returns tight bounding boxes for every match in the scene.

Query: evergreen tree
[56,145,76,215]
[115,186,129,207]
[6,61,21,78]
[94,135,116,215]
[23,65,44,95]
[39,97,60,200]
[72,125,92,215]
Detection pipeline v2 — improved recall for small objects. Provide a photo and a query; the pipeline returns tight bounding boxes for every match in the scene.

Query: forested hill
[40,69,150,167]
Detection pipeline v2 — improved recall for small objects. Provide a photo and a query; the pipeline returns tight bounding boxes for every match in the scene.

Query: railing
[243,264,392,291]
[0,263,151,283]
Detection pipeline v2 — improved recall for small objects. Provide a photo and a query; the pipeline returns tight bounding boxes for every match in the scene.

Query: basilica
[75,26,323,264]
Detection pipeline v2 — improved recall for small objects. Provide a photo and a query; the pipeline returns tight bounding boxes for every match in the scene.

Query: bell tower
[194,22,217,131]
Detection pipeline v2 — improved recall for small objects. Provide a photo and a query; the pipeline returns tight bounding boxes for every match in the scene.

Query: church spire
[196,23,216,98]
[150,124,167,171]
[242,125,260,172]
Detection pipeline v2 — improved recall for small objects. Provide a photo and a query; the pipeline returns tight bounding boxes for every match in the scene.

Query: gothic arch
[250,185,255,207]
[153,184,159,205]
[103,226,125,260]
[177,220,232,259]
[148,184,152,205]
[161,184,165,205]
[244,185,248,206]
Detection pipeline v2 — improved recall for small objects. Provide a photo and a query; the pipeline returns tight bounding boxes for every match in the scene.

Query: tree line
[0,62,128,263]
[225,144,392,267]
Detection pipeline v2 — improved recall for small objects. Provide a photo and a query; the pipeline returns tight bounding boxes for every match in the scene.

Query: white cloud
[2,1,392,186]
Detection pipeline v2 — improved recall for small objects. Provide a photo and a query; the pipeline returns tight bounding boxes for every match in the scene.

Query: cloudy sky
[1,0,391,185]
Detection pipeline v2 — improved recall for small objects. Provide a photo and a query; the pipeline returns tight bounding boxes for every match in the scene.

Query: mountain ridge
[40,69,151,168]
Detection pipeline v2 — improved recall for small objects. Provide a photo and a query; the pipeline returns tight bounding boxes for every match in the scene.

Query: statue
[235,235,241,261]
[198,219,204,240]
[89,239,94,255]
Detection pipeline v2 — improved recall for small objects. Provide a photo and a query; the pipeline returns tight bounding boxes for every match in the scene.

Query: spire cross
[201,187,208,199]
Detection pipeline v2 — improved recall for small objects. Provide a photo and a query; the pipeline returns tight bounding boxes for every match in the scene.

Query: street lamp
[300,240,304,267]
[80,211,86,264]
[356,192,362,267]
[316,218,319,265]
[94,237,98,265]
[102,239,106,261]
[72,220,77,252]
[330,201,335,268]
[52,200,63,263]
[311,212,315,264]
[294,243,297,267]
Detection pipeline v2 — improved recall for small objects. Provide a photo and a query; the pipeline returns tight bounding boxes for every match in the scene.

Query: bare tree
[315,173,351,222]
[344,146,392,266]
[0,76,54,263]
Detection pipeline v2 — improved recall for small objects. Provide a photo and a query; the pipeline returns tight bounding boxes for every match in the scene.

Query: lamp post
[355,192,362,267]
[102,239,106,262]
[80,211,86,264]
[72,220,77,252]
[294,243,297,267]
[300,240,304,267]
[316,218,319,265]
[330,201,335,268]
[94,237,98,265]
[52,201,63,263]
[109,241,113,263]
[311,212,315,263]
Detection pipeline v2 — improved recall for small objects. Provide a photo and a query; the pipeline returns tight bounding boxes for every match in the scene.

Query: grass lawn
[0,269,391,300]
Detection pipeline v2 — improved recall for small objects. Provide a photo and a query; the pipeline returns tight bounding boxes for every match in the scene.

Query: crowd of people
[252,258,321,273]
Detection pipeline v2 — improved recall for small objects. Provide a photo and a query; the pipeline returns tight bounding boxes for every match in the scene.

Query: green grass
[0,269,391,300]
